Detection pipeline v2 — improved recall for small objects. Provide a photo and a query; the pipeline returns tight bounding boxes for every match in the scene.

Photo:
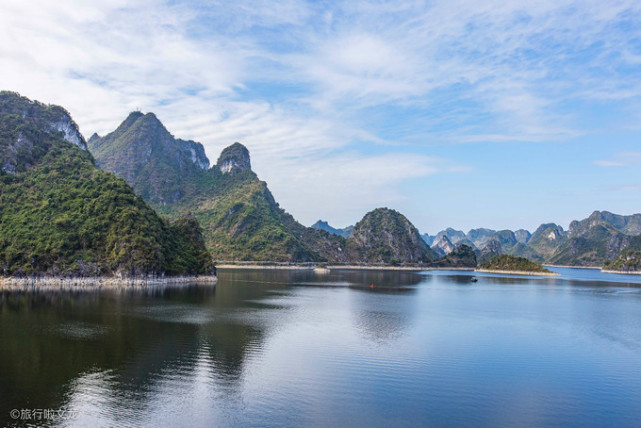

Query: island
[476,254,560,276]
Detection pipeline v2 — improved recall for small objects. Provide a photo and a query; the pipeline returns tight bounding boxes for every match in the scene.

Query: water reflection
[340,271,421,344]
[1,269,641,427]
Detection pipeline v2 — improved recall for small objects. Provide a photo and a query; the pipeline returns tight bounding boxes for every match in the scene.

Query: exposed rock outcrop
[217,142,251,174]
[431,235,455,256]
[87,111,211,205]
[0,91,87,175]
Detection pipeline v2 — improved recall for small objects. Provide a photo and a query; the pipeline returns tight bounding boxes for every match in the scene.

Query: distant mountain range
[311,220,353,238]
[421,210,641,267]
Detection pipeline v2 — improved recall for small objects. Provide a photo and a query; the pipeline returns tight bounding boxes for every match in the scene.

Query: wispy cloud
[2,0,641,227]
[595,160,626,167]
[614,185,641,191]
[595,152,641,167]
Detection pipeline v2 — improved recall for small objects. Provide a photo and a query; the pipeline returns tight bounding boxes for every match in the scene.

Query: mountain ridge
[0,92,214,277]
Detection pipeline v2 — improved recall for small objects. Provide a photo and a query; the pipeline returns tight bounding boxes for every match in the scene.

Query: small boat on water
[314,267,331,274]
[470,277,478,283]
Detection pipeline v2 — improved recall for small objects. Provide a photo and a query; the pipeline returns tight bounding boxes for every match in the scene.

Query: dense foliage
[346,208,436,264]
[480,255,551,273]
[0,92,214,277]
[192,169,327,262]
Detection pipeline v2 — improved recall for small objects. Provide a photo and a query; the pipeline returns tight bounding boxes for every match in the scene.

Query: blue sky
[1,0,641,234]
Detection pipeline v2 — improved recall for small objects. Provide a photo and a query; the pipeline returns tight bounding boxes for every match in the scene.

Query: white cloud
[595,152,641,167]
[595,160,625,167]
[264,152,459,227]
[2,0,641,226]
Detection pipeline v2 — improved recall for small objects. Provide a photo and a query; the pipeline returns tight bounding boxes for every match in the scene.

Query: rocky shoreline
[0,275,217,291]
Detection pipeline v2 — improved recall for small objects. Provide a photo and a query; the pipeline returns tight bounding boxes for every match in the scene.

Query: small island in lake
[476,254,559,276]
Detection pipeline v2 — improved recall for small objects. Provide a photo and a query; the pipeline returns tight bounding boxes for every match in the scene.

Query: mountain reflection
[343,270,423,343]
[0,282,270,427]
[2,269,641,427]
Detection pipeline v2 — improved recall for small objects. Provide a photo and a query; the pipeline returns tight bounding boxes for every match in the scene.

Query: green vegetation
[88,112,213,206]
[480,255,552,273]
[191,169,329,262]
[490,212,641,267]
[0,92,214,277]
[89,113,348,263]
[346,208,435,264]
[216,142,251,172]
[603,250,641,272]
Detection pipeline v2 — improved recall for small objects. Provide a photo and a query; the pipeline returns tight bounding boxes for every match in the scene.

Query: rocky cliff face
[88,112,210,206]
[177,139,210,170]
[477,239,502,264]
[0,91,87,175]
[346,208,436,264]
[431,235,455,256]
[434,228,466,245]
[216,142,251,174]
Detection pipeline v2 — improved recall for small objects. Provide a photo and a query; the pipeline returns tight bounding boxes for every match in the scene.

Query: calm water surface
[1,268,641,427]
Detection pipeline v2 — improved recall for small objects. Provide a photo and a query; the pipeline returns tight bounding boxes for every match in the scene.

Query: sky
[1,0,641,234]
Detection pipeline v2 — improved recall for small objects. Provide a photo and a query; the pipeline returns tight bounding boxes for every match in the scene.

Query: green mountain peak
[346,207,437,264]
[0,92,214,277]
[217,142,251,174]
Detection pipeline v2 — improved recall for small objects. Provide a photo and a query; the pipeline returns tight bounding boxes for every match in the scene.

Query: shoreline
[544,264,601,269]
[474,268,560,277]
[328,266,474,272]
[601,269,641,275]
[0,275,217,291]
[216,264,475,272]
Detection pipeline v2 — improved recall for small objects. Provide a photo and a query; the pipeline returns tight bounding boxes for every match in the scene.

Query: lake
[1,267,641,427]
